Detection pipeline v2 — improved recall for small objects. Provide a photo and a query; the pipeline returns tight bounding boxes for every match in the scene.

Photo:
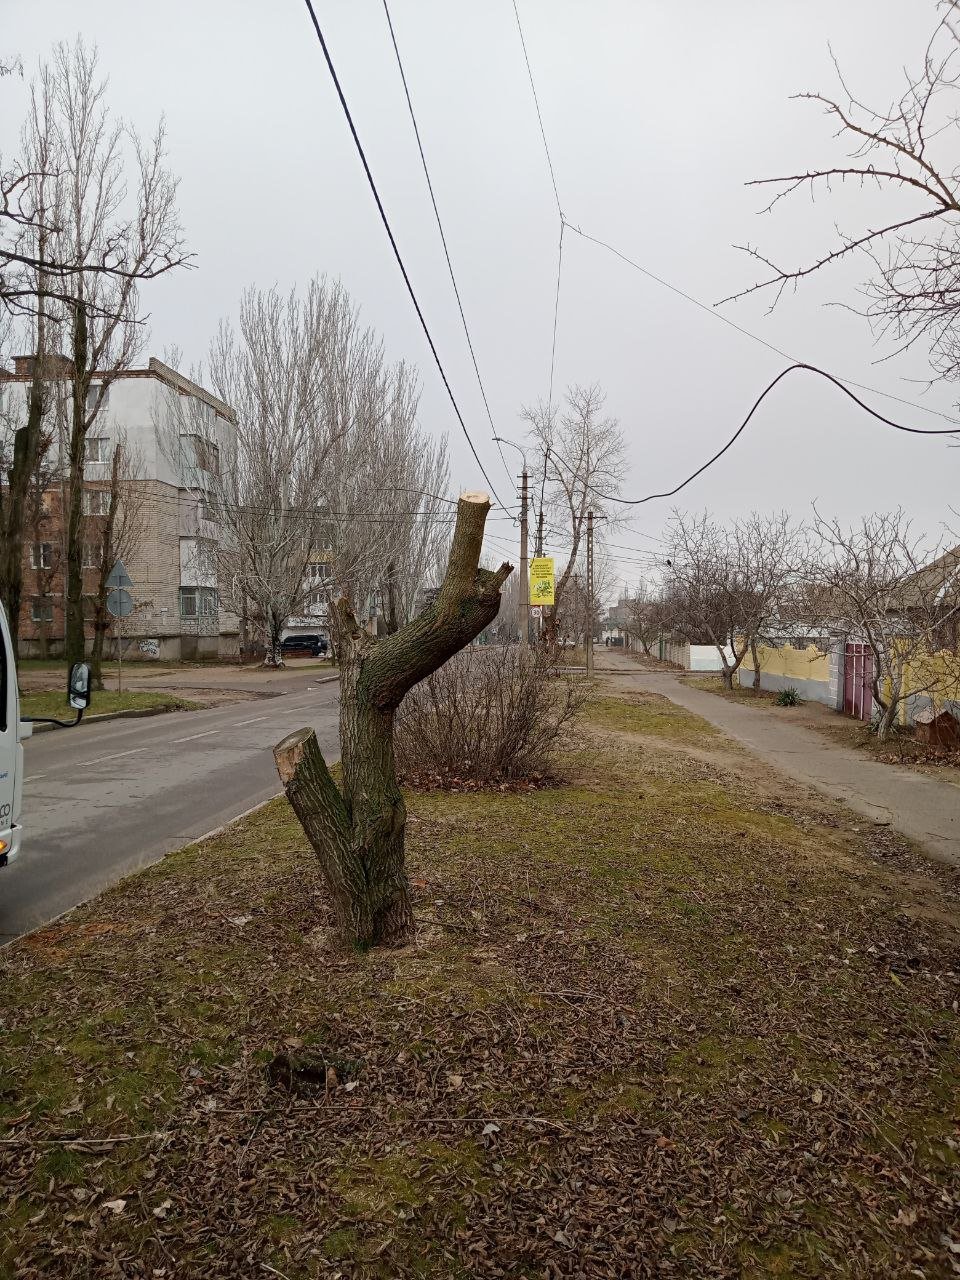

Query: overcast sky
[3,0,959,591]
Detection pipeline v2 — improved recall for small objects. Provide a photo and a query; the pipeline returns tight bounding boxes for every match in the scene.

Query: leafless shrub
[395,644,585,786]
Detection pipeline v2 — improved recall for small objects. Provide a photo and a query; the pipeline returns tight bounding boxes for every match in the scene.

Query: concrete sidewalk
[599,653,960,867]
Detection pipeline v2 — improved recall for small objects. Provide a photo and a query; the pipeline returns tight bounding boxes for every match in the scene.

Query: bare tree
[164,281,362,665]
[0,67,60,659]
[625,584,671,657]
[665,510,806,689]
[725,2,960,399]
[274,493,512,949]
[28,40,188,665]
[524,385,626,640]
[86,434,145,689]
[1,45,189,320]
[319,360,452,643]
[811,509,960,739]
[166,279,454,668]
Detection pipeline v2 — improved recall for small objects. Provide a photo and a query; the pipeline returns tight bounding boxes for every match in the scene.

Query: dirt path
[599,651,960,867]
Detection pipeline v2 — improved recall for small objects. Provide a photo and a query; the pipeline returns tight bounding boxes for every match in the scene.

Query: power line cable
[564,220,960,429]
[548,221,564,410]
[300,0,505,507]
[594,362,959,507]
[380,0,510,487]
[511,0,563,219]
[510,0,565,530]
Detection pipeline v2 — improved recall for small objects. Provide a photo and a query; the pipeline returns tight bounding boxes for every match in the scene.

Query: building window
[85,437,110,464]
[83,489,111,516]
[179,586,217,618]
[195,437,220,476]
[31,598,54,624]
[305,590,327,616]
[29,542,52,569]
[306,562,330,585]
[83,541,100,569]
[85,382,109,413]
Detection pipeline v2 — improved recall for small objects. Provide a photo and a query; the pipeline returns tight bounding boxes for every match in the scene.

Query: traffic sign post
[106,565,136,694]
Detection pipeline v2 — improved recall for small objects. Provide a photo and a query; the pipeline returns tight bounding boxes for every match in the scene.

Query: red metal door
[843,643,874,721]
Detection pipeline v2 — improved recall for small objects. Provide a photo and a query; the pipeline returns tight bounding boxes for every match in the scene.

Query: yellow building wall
[742,643,831,682]
[895,647,960,722]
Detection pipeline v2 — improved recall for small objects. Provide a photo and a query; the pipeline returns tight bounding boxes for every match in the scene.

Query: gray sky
[3,0,958,591]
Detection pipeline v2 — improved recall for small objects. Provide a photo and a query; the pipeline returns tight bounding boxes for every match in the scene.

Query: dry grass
[1,692,959,1277]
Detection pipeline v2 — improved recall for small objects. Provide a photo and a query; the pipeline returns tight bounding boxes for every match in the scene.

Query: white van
[0,602,90,868]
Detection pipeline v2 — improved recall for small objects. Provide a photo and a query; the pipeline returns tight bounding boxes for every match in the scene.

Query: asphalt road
[0,675,340,943]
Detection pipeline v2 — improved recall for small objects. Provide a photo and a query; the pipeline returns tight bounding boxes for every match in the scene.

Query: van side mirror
[68,662,91,711]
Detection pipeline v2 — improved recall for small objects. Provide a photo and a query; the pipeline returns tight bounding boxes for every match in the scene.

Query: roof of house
[0,354,235,425]
[899,545,960,609]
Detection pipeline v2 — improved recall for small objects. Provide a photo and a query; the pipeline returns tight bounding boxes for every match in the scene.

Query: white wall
[690,645,734,671]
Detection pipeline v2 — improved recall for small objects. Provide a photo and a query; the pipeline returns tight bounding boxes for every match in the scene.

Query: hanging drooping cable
[564,220,960,430]
[380,0,511,487]
[594,362,959,506]
[300,0,505,507]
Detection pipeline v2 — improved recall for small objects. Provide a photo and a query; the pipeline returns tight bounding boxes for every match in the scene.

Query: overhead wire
[512,0,566,541]
[507,1,960,535]
[379,0,511,488]
[593,362,960,507]
[564,221,960,429]
[299,0,505,507]
[511,0,563,220]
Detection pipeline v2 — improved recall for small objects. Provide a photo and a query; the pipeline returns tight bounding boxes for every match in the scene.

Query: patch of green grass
[19,689,201,718]
[585,692,718,743]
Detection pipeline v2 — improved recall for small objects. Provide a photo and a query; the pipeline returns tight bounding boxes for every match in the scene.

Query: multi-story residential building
[281,553,332,645]
[0,355,239,660]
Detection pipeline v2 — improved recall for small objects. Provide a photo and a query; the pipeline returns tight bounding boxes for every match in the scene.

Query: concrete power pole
[519,468,529,647]
[586,508,595,676]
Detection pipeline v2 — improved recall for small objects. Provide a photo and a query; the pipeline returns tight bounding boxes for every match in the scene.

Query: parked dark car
[280,633,328,658]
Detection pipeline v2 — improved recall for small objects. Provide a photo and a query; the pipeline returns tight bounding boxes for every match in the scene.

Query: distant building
[281,554,332,645]
[0,355,239,660]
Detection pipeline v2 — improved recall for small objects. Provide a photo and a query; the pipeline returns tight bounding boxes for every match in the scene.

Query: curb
[29,705,190,734]
[28,675,339,733]
[182,794,282,848]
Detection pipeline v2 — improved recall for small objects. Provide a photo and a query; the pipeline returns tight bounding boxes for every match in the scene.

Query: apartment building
[0,356,239,660]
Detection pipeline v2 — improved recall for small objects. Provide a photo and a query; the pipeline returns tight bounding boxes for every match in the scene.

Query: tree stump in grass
[274,492,512,948]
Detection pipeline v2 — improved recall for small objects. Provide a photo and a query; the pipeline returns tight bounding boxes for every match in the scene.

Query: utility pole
[535,507,544,558]
[519,468,529,647]
[586,508,595,676]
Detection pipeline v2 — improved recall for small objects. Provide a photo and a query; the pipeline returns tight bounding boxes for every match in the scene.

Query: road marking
[173,729,219,743]
[235,715,266,726]
[24,774,46,782]
[79,748,148,767]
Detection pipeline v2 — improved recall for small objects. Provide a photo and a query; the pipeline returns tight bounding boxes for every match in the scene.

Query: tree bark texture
[89,446,122,690]
[65,304,91,665]
[274,493,512,948]
[1,339,48,661]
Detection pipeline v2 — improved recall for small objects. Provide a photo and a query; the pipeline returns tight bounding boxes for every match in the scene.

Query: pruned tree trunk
[64,303,90,667]
[1,338,48,662]
[750,637,761,693]
[274,493,512,948]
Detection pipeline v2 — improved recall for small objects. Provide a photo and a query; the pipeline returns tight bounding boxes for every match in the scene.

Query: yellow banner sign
[530,557,555,606]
